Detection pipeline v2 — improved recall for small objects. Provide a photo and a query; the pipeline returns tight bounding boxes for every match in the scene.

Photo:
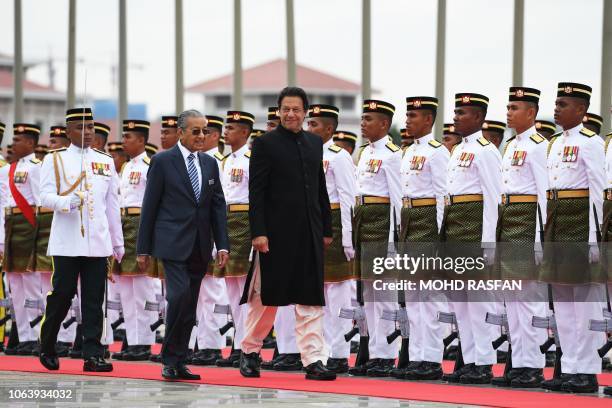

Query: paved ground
[0,371,472,407]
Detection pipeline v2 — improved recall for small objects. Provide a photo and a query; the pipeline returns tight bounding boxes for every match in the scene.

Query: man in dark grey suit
[136,109,229,381]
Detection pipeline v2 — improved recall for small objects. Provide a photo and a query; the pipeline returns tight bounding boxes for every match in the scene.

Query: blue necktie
[187,153,200,201]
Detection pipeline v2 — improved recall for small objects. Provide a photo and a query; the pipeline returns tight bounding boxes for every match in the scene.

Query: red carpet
[1,354,611,407]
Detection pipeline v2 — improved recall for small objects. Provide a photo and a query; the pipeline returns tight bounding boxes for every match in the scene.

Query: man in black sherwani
[239,87,336,381]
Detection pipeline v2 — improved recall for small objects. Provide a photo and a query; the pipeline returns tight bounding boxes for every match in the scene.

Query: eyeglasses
[189,128,211,136]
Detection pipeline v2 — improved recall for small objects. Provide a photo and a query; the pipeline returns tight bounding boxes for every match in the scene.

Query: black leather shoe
[39,353,60,371]
[150,353,162,363]
[122,345,152,361]
[560,373,598,393]
[460,364,493,384]
[240,352,261,378]
[391,361,421,379]
[326,358,349,374]
[83,356,113,372]
[603,386,612,396]
[273,353,303,371]
[442,363,475,383]
[510,368,544,388]
[405,361,443,381]
[541,373,573,391]
[162,365,179,380]
[367,358,395,377]
[3,345,20,355]
[492,367,525,387]
[55,342,71,358]
[262,353,285,369]
[69,347,83,359]
[305,360,336,380]
[349,359,379,376]
[216,350,241,367]
[176,364,201,380]
[191,349,222,366]
[17,341,37,356]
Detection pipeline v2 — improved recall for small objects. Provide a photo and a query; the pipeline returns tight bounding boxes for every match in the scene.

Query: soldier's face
[307,117,332,139]
[554,97,587,130]
[224,123,248,148]
[12,134,34,158]
[453,107,482,136]
[160,128,179,150]
[67,120,95,148]
[279,96,306,133]
[443,134,461,152]
[482,130,502,149]
[334,140,354,155]
[179,116,207,152]
[49,137,70,150]
[110,151,128,173]
[91,134,107,151]
[361,112,388,141]
[266,120,279,132]
[201,128,219,152]
[506,101,535,132]
[405,110,432,138]
[122,131,145,158]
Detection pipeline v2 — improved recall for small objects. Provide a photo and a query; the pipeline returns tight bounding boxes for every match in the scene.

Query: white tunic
[119,151,149,208]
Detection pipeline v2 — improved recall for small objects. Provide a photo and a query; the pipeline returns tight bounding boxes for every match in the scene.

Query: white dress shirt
[547,123,604,243]
[120,150,150,208]
[222,143,250,204]
[604,134,612,189]
[0,152,41,207]
[447,130,502,243]
[323,139,357,247]
[400,133,450,230]
[179,140,202,191]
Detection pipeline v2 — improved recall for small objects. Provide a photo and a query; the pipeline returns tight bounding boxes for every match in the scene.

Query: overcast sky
[0,0,606,125]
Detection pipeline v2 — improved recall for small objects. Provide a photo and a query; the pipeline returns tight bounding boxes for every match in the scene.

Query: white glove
[69,193,82,210]
[113,246,125,263]
[343,246,355,261]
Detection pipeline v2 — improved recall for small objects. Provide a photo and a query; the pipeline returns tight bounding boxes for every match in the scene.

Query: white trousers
[225,275,248,350]
[323,280,354,358]
[275,305,299,354]
[6,272,40,342]
[450,297,499,365]
[192,274,227,349]
[39,271,76,343]
[405,289,448,363]
[116,275,157,346]
[363,282,399,359]
[553,283,605,374]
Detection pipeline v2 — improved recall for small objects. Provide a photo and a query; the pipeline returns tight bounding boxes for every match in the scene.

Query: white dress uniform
[546,123,605,374]
[322,138,357,359]
[500,126,548,369]
[189,147,229,351]
[400,133,450,364]
[0,153,42,343]
[117,150,157,347]
[356,136,402,359]
[446,130,502,366]
[221,143,251,351]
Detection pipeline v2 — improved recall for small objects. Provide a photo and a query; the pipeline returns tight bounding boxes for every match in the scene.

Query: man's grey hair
[177,109,206,130]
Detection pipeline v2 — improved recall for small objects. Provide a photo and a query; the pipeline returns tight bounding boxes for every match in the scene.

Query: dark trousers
[161,240,206,366]
[40,256,107,359]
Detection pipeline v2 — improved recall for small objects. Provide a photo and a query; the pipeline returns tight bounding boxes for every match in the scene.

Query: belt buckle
[550,190,558,200]
[444,195,451,206]
[403,197,412,208]
[357,196,365,206]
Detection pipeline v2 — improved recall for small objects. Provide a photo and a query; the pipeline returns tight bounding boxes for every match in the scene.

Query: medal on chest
[322,160,330,174]
[511,150,527,166]
[230,168,244,183]
[458,152,475,168]
[562,146,579,162]
[410,156,426,170]
[13,171,28,184]
[128,171,141,185]
[366,159,382,173]
[91,162,111,176]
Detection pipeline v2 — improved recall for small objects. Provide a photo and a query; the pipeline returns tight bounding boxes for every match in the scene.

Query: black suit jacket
[136,144,229,262]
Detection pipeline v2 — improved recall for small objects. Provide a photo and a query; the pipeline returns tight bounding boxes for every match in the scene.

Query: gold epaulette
[580,128,596,137]
[93,148,112,158]
[0,159,6,167]
[328,144,342,153]
[30,158,42,164]
[214,152,225,161]
[244,150,251,158]
[530,133,545,144]
[143,156,151,165]
[385,141,400,152]
[604,133,612,153]
[477,137,490,146]
[428,140,442,148]
[502,136,515,157]
[547,133,561,156]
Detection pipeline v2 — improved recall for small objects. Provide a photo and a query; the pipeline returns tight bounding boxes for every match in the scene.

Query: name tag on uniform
[458,152,475,168]
[511,150,527,166]
[410,156,426,170]
[230,168,244,183]
[562,146,579,162]
[91,162,111,176]
[366,159,382,173]
[322,160,329,174]
[128,171,141,185]
[13,171,28,184]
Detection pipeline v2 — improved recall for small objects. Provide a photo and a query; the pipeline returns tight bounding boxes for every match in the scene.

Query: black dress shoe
[162,365,179,380]
[349,358,378,376]
[176,364,201,380]
[366,358,395,377]
[603,386,612,396]
[262,353,286,369]
[191,349,222,366]
[83,356,113,372]
[273,353,303,371]
[55,342,71,358]
[541,373,573,391]
[442,363,475,383]
[326,358,349,374]
[460,364,493,384]
[390,361,421,379]
[3,345,20,355]
[560,373,598,393]
[405,361,443,381]
[510,368,544,388]
[69,347,83,359]
[216,350,241,367]
[17,341,37,356]
[305,360,337,381]
[39,353,59,371]
[492,367,525,387]
[122,345,151,361]
[240,352,261,378]
[150,353,162,363]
